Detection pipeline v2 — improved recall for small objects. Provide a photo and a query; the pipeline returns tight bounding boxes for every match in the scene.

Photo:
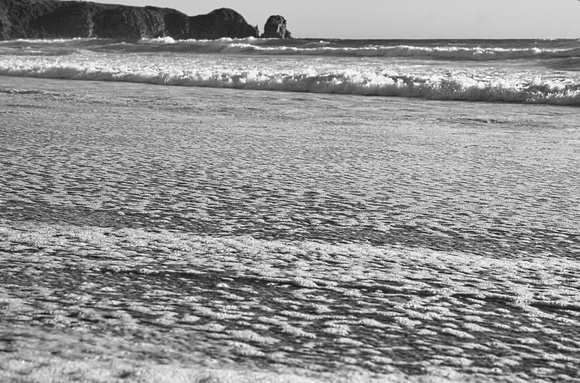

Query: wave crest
[132,38,580,61]
[2,60,579,106]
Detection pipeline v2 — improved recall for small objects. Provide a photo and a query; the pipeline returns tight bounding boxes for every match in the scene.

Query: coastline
[0,0,291,40]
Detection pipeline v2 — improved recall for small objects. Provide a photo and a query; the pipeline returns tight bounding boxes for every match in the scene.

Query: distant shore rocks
[0,0,291,40]
[261,15,292,39]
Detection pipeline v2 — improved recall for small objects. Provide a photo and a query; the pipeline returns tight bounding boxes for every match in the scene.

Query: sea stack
[261,15,292,39]
[0,0,259,40]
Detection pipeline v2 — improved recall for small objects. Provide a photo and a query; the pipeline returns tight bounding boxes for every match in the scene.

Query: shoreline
[2,74,580,109]
[2,75,580,382]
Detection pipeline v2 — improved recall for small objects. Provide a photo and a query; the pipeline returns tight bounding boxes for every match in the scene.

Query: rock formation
[0,0,259,40]
[188,8,259,40]
[261,15,292,39]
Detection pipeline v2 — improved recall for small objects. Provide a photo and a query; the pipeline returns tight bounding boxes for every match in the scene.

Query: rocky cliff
[0,0,260,40]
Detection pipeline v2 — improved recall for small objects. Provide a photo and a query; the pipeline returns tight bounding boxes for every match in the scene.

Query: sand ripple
[1,77,580,382]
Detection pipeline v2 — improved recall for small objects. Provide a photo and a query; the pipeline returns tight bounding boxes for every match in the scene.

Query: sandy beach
[1,75,580,382]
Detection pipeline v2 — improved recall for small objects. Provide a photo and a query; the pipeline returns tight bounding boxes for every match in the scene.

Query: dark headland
[0,0,291,40]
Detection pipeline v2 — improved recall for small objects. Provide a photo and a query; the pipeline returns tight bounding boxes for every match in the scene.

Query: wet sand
[1,76,580,382]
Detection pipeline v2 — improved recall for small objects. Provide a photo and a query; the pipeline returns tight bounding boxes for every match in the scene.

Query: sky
[94,0,580,39]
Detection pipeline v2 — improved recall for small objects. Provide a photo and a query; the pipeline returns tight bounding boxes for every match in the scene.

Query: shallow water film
[1,77,580,382]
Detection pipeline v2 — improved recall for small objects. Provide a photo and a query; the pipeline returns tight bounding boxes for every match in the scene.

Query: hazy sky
[96,0,580,39]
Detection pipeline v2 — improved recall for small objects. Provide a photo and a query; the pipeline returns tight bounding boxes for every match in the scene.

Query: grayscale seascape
[1,38,580,382]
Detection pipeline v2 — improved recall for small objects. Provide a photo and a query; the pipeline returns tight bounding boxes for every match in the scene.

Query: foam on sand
[1,75,579,382]
[1,222,579,382]
[0,340,509,383]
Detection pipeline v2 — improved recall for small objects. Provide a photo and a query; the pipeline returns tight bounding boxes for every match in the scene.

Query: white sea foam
[224,44,571,61]
[1,56,579,105]
[140,36,178,44]
[132,38,580,61]
[1,221,579,381]
[2,77,580,381]
[2,38,580,105]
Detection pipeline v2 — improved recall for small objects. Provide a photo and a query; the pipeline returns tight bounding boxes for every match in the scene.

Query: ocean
[1,38,580,382]
[2,38,580,105]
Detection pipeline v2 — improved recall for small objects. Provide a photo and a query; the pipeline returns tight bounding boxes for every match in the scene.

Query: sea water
[0,38,580,382]
[2,38,580,104]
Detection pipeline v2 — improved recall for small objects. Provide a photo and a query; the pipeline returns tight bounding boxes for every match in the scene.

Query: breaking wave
[3,37,580,61]
[2,59,580,106]
[2,38,580,105]
[133,38,580,61]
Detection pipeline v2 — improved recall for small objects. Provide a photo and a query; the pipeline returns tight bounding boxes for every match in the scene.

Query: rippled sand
[1,76,580,382]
